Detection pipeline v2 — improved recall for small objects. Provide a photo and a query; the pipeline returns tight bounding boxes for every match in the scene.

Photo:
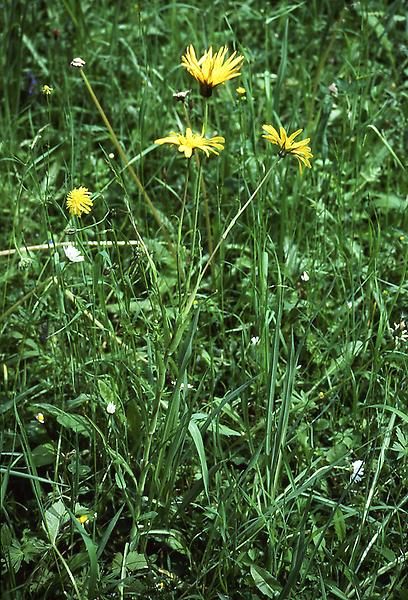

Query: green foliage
[1,0,407,598]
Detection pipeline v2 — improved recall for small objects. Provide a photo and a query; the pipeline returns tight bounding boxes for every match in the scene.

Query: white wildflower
[328,82,339,97]
[173,89,191,103]
[70,57,86,68]
[63,245,85,263]
[350,459,364,483]
[106,402,116,415]
[171,381,194,390]
[251,336,260,346]
[392,320,408,349]
[300,271,310,282]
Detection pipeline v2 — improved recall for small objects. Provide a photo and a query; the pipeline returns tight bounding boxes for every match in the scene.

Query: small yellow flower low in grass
[262,125,313,173]
[154,128,225,159]
[236,86,246,95]
[42,85,53,95]
[181,44,243,97]
[66,187,93,217]
[76,514,90,525]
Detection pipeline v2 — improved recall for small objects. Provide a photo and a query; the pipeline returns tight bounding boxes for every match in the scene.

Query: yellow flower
[42,85,53,95]
[262,125,313,173]
[76,515,89,525]
[35,413,45,424]
[181,44,243,97]
[236,86,246,95]
[154,127,225,159]
[66,187,93,217]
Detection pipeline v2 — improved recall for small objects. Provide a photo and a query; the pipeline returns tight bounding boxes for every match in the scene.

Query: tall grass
[1,1,407,598]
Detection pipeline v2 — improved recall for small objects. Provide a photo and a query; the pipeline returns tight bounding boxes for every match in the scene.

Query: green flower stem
[79,69,175,255]
[168,160,277,354]
[201,101,214,256]
[185,162,203,296]
[194,161,276,298]
[177,163,189,303]
[183,103,213,256]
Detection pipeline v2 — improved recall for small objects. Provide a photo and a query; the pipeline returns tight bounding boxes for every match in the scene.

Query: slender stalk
[185,161,276,316]
[79,69,175,255]
[177,164,189,304]
[185,162,203,296]
[183,102,213,256]
[167,161,277,355]
[201,102,213,256]
[0,240,144,257]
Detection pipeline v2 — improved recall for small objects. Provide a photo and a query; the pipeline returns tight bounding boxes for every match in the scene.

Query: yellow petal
[287,129,303,144]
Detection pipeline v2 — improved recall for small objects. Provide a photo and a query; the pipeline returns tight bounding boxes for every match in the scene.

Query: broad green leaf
[43,500,68,545]
[111,552,123,575]
[8,541,24,573]
[373,194,406,212]
[334,508,346,542]
[126,551,148,571]
[98,379,117,404]
[31,443,55,467]
[55,413,91,437]
[115,468,126,490]
[250,564,280,598]
[188,420,209,499]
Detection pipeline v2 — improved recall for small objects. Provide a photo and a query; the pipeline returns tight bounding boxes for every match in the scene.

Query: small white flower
[300,271,310,282]
[251,336,260,346]
[350,459,364,483]
[395,330,408,349]
[63,245,85,263]
[392,320,408,349]
[108,152,115,159]
[173,89,191,102]
[106,402,116,415]
[328,82,339,97]
[171,381,194,390]
[70,57,86,68]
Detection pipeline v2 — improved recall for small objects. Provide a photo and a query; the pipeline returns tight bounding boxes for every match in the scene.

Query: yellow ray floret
[181,44,244,97]
[154,127,225,158]
[66,186,93,217]
[262,125,313,173]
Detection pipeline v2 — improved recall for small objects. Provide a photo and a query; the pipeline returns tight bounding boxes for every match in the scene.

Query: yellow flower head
[236,86,246,95]
[181,44,244,97]
[66,187,93,217]
[42,85,53,96]
[154,127,225,159]
[262,125,313,173]
[35,413,45,424]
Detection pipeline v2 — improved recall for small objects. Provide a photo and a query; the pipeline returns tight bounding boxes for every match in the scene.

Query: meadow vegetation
[1,1,407,598]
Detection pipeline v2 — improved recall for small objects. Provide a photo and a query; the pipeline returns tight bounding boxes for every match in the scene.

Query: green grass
[1,1,407,598]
